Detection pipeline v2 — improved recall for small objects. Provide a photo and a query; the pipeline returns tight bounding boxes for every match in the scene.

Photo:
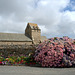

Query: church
[0,23,46,46]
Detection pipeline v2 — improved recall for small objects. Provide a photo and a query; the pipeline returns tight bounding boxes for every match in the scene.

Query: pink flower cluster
[34,36,75,67]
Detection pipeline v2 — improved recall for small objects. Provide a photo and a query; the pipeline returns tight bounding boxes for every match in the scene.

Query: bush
[34,36,75,67]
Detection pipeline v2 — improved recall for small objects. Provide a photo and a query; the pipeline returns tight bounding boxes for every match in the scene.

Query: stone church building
[0,23,46,46]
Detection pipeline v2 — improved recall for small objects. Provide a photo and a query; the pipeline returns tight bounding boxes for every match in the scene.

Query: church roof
[28,23,38,26]
[28,23,40,30]
[0,33,32,42]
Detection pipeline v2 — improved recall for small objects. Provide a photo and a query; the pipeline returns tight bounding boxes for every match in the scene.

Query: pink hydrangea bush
[34,36,75,67]
[63,40,75,67]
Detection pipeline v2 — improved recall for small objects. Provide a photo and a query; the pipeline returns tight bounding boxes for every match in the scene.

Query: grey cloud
[0,0,75,38]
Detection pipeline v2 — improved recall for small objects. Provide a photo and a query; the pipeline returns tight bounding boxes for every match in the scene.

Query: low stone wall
[0,44,37,57]
[0,41,32,45]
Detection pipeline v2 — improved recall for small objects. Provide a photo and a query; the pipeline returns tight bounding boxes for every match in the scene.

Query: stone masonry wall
[0,41,32,45]
[25,25,32,39]
[0,44,36,57]
[32,30,41,44]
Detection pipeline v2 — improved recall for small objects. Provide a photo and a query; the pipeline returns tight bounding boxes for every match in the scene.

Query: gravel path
[0,66,75,75]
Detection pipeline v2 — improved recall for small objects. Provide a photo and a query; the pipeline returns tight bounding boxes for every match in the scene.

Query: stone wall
[0,44,36,57]
[25,24,32,39]
[0,41,32,45]
[31,30,41,44]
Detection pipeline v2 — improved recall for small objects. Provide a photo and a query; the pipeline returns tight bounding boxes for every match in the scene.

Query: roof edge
[0,40,32,42]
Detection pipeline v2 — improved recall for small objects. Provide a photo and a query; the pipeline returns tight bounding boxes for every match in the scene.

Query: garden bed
[0,54,37,66]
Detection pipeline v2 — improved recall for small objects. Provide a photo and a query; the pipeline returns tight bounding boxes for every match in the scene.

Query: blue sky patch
[64,0,75,11]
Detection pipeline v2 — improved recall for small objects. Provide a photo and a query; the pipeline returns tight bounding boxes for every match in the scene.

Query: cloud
[57,10,75,38]
[0,0,75,38]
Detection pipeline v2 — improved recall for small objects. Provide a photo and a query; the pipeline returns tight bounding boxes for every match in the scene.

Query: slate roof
[28,23,40,30]
[0,33,32,42]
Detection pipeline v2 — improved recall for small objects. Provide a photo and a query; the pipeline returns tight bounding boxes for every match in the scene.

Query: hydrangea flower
[34,37,75,67]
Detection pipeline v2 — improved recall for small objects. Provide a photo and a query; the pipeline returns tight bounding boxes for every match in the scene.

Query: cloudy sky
[0,0,75,38]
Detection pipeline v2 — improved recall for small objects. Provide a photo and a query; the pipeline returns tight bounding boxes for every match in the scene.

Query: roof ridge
[0,32,24,35]
[28,23,37,26]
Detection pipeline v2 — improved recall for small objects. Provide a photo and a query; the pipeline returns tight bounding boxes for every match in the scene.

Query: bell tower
[25,23,41,44]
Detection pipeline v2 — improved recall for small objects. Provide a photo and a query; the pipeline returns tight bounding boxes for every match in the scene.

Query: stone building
[0,23,46,46]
